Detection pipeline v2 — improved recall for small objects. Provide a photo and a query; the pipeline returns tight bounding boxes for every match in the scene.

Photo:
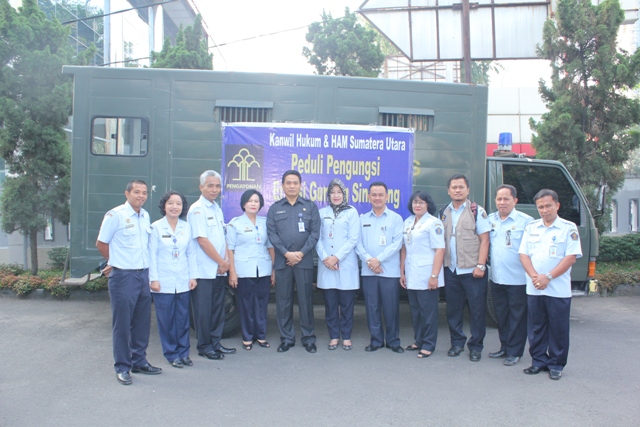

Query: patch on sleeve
[481,211,487,219]
[435,227,443,235]
[570,231,579,241]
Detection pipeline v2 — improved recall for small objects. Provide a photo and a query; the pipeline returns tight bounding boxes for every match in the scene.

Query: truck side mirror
[593,184,607,218]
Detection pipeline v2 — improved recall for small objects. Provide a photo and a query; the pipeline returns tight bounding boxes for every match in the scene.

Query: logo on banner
[225,145,263,191]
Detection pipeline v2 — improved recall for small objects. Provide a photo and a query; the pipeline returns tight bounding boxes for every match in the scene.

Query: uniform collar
[366,207,388,218]
[124,201,146,218]
[199,195,218,209]
[535,216,562,229]
[159,216,185,233]
[494,208,518,222]
[448,200,469,212]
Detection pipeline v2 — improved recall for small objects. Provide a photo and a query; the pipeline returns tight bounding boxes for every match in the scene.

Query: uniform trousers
[191,277,226,353]
[323,289,357,340]
[491,282,527,357]
[407,288,440,352]
[275,267,316,345]
[527,295,571,371]
[108,268,151,373]
[362,276,401,348]
[153,291,191,362]
[236,276,271,342]
[444,269,487,351]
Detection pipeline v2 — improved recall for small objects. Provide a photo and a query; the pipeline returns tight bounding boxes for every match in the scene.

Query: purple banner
[221,123,414,220]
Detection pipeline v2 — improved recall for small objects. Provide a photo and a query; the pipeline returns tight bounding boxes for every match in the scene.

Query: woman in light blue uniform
[227,190,275,351]
[400,191,445,359]
[149,191,198,368]
[316,179,360,351]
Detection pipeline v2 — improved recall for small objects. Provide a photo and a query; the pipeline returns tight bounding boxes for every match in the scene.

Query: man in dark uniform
[267,170,321,353]
[96,180,162,385]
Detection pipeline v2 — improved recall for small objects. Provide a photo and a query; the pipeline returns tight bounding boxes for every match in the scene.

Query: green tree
[303,8,384,77]
[529,0,640,232]
[460,61,502,85]
[0,0,74,274]
[150,14,212,69]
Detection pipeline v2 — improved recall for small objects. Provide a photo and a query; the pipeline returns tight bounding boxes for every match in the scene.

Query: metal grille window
[214,101,273,123]
[91,117,149,156]
[378,107,434,131]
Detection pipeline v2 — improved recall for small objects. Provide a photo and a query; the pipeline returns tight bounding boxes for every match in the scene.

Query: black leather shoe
[447,346,464,357]
[304,343,317,353]
[198,351,224,360]
[549,369,562,380]
[365,345,381,352]
[503,356,520,366]
[523,365,549,375]
[390,346,405,354]
[489,350,507,359]
[469,350,481,362]
[215,346,237,355]
[277,342,294,353]
[182,357,193,366]
[170,359,184,368]
[131,364,162,375]
[116,371,132,385]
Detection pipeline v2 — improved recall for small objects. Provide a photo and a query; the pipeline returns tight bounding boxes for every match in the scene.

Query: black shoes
[182,357,193,366]
[503,356,520,366]
[304,343,317,353]
[215,346,237,355]
[131,364,162,375]
[489,350,507,359]
[199,351,224,360]
[390,346,405,354]
[447,346,464,357]
[469,350,482,362]
[116,371,132,385]
[549,369,562,380]
[365,345,381,352]
[277,342,294,353]
[523,365,549,375]
[170,359,184,368]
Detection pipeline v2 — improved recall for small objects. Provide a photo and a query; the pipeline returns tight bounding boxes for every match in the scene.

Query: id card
[380,234,387,246]
[549,246,557,257]
[256,226,262,243]
[172,247,179,259]
[298,221,306,232]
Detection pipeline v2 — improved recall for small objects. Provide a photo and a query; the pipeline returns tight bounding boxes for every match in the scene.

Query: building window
[91,117,149,156]
[378,107,434,131]
[630,199,639,232]
[214,100,273,123]
[610,201,617,233]
[44,216,54,241]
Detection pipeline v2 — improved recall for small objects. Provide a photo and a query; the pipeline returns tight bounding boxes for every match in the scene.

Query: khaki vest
[442,201,480,269]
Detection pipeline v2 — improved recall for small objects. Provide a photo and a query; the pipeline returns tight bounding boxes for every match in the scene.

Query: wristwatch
[476,264,486,271]
[430,274,438,279]
[546,273,553,281]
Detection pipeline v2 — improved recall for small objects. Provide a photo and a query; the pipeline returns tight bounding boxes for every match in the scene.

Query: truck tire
[486,281,499,326]
[189,283,241,338]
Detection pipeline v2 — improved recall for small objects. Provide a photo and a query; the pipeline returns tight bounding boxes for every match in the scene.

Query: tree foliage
[150,14,212,70]
[0,0,76,274]
[303,8,384,77]
[530,0,640,232]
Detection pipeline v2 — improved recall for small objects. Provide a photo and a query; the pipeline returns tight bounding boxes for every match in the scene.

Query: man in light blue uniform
[356,181,404,353]
[487,184,533,366]
[96,180,162,385]
[519,189,582,380]
[188,170,235,360]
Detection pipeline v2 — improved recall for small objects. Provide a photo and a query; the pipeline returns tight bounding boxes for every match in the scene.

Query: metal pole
[462,0,472,84]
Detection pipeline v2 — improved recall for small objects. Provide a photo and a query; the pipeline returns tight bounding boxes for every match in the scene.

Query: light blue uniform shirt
[402,213,445,290]
[447,201,491,274]
[518,216,583,298]
[187,195,227,279]
[149,217,198,293]
[356,208,403,278]
[489,209,534,285]
[226,214,273,278]
[97,201,150,269]
[316,205,360,290]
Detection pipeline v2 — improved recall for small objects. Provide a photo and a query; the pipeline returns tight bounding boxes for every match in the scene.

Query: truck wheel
[486,281,499,326]
[189,283,241,338]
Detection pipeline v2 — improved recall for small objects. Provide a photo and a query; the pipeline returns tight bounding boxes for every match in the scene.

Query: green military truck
[63,66,599,332]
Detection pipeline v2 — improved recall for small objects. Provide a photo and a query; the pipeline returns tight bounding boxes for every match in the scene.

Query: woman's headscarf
[326,178,351,216]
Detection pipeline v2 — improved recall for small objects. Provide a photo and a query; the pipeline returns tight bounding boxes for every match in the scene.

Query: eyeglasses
[412,200,427,206]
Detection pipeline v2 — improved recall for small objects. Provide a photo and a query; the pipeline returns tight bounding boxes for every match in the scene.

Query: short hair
[240,189,265,211]
[534,189,559,203]
[126,180,147,192]
[158,191,189,218]
[199,170,221,186]
[447,174,469,188]
[408,190,437,216]
[368,181,388,192]
[496,184,517,199]
[281,170,301,184]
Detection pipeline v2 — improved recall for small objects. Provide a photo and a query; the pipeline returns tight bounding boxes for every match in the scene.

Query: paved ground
[1,292,639,426]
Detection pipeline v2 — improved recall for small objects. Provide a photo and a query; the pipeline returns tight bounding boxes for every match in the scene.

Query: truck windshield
[502,164,581,226]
